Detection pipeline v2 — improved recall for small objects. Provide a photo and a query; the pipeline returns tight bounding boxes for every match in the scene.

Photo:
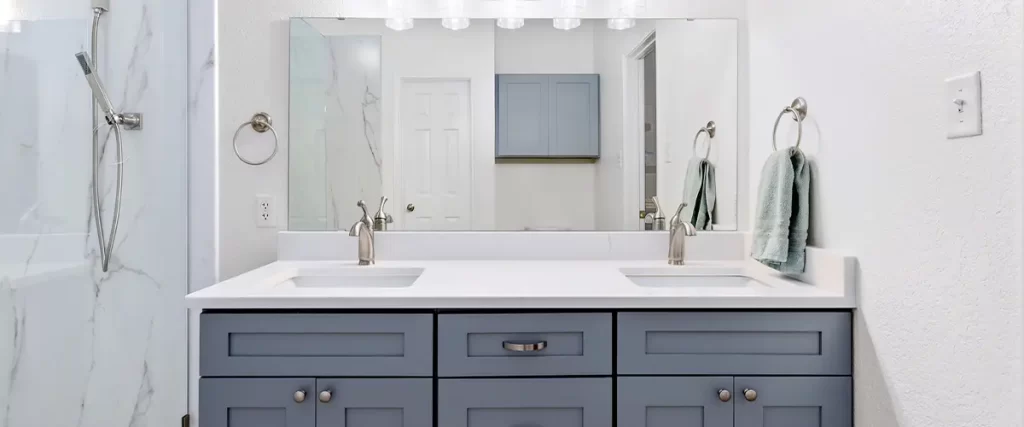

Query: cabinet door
[316,379,432,427]
[439,378,612,427]
[618,377,734,427]
[497,74,550,157]
[200,378,315,427]
[734,377,852,427]
[548,75,599,157]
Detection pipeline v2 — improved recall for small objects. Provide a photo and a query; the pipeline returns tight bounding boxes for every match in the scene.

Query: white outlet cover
[945,71,983,139]
[255,194,276,228]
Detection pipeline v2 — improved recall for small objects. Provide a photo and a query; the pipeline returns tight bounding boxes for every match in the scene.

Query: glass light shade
[497,17,525,30]
[385,17,414,31]
[442,17,470,30]
[607,17,635,30]
[553,18,581,30]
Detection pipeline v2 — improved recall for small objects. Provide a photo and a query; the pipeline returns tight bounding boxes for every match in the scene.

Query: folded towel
[751,147,810,273]
[681,157,717,230]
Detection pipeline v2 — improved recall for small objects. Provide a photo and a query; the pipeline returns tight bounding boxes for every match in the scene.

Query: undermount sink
[287,267,424,288]
[620,267,766,288]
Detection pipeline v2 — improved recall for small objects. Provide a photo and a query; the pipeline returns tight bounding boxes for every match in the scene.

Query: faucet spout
[668,202,697,265]
[350,200,376,265]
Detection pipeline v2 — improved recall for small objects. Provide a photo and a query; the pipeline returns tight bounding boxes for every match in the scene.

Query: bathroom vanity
[188,233,856,427]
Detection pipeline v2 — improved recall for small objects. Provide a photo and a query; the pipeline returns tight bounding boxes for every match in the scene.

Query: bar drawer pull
[502,341,548,352]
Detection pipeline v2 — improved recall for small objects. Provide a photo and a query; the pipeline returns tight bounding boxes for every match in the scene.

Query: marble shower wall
[289,19,383,230]
[0,0,188,426]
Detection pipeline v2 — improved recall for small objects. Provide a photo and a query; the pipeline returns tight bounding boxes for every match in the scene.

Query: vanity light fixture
[608,0,641,30]
[440,0,470,30]
[0,0,19,33]
[553,0,583,30]
[385,0,414,31]
[496,0,524,30]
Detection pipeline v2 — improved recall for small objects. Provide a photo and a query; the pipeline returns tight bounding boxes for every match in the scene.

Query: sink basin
[620,267,766,288]
[287,267,424,288]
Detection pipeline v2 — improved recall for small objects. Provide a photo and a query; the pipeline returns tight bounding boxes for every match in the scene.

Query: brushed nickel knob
[293,390,306,403]
[743,388,757,402]
[318,390,332,403]
[406,204,415,212]
[718,389,731,402]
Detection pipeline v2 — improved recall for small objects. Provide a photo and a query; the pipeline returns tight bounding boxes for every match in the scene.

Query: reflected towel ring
[692,121,717,160]
[233,112,279,166]
[772,98,808,151]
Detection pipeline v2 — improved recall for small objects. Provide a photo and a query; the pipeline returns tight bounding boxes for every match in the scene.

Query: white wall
[494,20,598,231]
[215,0,746,279]
[748,1,1023,425]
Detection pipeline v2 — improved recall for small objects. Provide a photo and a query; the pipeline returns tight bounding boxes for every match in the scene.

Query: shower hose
[90,7,125,273]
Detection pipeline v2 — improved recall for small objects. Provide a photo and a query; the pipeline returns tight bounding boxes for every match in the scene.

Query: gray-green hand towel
[681,157,717,230]
[751,147,810,273]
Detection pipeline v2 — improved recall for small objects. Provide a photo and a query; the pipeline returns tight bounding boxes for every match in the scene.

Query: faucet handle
[671,202,688,223]
[356,200,370,217]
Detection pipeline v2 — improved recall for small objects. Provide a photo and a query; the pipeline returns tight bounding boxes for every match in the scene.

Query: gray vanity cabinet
[618,377,734,427]
[199,378,316,427]
[438,378,612,427]
[199,378,432,427]
[496,74,600,158]
[316,378,433,427]
[733,377,852,427]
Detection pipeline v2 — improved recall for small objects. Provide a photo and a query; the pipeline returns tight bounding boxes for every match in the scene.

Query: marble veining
[0,0,188,425]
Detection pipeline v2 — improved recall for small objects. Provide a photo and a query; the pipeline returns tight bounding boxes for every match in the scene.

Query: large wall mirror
[289,17,738,232]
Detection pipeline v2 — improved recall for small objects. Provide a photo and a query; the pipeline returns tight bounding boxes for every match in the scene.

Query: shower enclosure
[0,0,188,425]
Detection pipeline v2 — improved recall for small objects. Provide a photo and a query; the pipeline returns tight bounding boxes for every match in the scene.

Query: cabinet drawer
[438,313,612,377]
[439,378,612,427]
[618,312,851,375]
[200,313,433,377]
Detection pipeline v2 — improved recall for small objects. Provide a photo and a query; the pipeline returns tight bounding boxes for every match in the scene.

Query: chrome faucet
[373,196,394,231]
[668,203,698,265]
[349,200,375,265]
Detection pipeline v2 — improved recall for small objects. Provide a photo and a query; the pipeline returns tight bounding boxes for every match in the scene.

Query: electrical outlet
[255,195,276,228]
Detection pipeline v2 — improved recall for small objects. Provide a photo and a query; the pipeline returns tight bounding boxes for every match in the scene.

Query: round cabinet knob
[743,388,758,402]
[718,389,732,402]
[406,204,415,212]
[293,390,306,403]
[318,390,332,403]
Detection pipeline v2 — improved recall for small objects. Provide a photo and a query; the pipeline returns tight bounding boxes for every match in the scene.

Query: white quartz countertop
[185,259,856,309]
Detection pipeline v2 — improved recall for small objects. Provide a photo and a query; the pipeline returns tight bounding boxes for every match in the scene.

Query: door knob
[743,388,757,402]
[293,390,306,403]
[718,389,731,402]
[318,390,332,403]
[406,204,415,212]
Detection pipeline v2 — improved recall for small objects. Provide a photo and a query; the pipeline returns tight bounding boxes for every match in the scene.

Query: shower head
[75,52,117,122]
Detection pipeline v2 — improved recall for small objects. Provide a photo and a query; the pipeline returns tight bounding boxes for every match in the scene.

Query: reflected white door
[398,79,472,230]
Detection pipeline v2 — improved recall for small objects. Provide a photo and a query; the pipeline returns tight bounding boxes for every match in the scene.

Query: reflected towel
[751,147,810,273]
[681,157,717,230]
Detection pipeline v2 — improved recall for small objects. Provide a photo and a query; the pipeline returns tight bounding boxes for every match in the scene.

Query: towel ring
[772,98,808,151]
[692,121,717,159]
[233,112,279,166]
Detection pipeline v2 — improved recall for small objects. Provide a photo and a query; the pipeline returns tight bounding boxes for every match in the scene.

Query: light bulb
[553,18,580,30]
[385,18,414,31]
[442,17,470,30]
[497,17,524,30]
[607,18,635,30]
[386,0,413,31]
[441,0,469,31]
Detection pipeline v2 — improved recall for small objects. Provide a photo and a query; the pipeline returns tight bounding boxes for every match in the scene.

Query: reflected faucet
[668,203,697,265]
[349,200,375,265]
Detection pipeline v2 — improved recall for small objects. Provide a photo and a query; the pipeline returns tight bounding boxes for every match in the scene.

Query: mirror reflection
[289,18,738,232]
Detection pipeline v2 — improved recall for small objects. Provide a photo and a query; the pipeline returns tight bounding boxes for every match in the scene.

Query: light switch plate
[945,71,983,139]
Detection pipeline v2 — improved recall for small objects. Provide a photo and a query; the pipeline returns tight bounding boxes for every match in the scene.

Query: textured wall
[747,1,1023,425]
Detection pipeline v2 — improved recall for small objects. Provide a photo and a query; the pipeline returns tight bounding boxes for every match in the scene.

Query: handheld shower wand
[75,52,117,125]
[76,7,142,273]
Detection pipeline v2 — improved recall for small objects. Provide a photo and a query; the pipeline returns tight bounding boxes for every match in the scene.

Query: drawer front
[438,378,612,427]
[438,313,612,377]
[201,313,433,377]
[618,312,851,375]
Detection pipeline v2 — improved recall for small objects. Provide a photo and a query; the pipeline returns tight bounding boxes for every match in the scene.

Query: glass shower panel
[0,0,187,426]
